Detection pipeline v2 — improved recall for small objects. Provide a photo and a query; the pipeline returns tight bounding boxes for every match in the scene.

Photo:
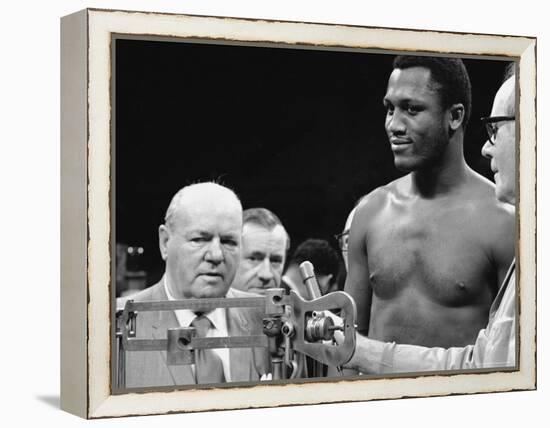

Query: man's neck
[410,135,471,197]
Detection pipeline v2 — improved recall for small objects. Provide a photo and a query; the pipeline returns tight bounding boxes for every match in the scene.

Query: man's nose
[386,110,406,134]
[257,259,274,283]
[481,140,493,159]
[205,239,224,264]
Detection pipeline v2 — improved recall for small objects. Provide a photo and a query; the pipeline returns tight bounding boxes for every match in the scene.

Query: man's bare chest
[365,204,494,305]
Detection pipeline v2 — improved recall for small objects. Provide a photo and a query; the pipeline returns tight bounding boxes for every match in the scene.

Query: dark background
[115,38,510,290]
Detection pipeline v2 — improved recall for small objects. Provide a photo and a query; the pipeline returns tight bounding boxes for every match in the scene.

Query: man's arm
[346,334,477,374]
[329,313,479,373]
[343,265,516,374]
[343,202,372,336]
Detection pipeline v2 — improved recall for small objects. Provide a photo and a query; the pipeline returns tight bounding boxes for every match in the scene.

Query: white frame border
[83,9,536,418]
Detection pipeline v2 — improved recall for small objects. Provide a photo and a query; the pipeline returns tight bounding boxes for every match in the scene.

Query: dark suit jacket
[120,280,270,388]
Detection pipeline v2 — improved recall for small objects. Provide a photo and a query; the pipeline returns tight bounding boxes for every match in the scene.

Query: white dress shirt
[164,277,232,381]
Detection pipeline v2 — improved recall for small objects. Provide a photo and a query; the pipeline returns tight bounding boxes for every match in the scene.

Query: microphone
[299,261,322,300]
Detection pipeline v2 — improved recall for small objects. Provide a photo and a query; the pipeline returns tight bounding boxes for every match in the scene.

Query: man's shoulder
[463,172,515,255]
[468,172,515,220]
[226,288,266,330]
[478,197,515,236]
[467,169,499,196]
[226,288,265,317]
[116,281,164,310]
[356,175,408,214]
[227,287,263,299]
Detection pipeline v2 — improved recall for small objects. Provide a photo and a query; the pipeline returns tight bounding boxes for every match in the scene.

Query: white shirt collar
[163,275,231,381]
[163,276,228,332]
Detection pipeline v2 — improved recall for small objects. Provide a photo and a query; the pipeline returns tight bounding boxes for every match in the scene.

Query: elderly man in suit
[122,182,270,388]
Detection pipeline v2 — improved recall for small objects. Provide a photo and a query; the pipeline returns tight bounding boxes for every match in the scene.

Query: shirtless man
[345,56,515,349]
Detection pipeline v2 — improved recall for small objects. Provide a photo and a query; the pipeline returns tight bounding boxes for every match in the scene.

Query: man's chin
[495,183,515,205]
[393,157,415,172]
[192,281,230,299]
[246,285,275,296]
[245,286,271,295]
[393,152,441,172]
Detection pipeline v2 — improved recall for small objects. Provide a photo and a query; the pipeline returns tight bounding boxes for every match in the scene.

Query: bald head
[164,182,242,232]
[487,74,515,128]
[159,182,243,299]
[481,74,516,204]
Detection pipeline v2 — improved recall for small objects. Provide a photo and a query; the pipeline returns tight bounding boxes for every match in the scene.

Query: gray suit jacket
[120,280,270,388]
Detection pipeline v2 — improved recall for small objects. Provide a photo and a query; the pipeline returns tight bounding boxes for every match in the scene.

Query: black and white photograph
[57,6,538,420]
[6,0,550,425]
[113,38,518,391]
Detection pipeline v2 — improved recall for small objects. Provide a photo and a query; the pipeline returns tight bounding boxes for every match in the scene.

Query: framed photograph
[60,8,536,419]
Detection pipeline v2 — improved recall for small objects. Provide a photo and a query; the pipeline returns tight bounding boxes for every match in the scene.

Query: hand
[260,373,273,381]
[323,310,343,325]
[333,329,345,346]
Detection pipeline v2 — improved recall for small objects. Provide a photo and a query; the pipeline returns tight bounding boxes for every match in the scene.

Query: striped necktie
[191,315,226,384]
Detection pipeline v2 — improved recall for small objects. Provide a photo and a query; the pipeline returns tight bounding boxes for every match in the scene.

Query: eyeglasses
[480,115,515,145]
[334,230,350,252]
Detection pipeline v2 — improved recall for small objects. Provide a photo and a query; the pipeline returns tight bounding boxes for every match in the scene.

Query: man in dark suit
[121,182,270,388]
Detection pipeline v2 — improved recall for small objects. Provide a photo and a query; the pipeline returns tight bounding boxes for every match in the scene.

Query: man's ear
[159,225,170,261]
[448,103,465,131]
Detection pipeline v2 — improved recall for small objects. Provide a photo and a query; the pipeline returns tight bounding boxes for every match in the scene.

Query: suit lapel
[150,282,196,385]
[226,288,271,381]
[227,305,256,382]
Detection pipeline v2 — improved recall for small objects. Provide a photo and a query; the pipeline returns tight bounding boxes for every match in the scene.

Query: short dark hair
[393,55,472,129]
[289,239,340,278]
[243,207,290,249]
